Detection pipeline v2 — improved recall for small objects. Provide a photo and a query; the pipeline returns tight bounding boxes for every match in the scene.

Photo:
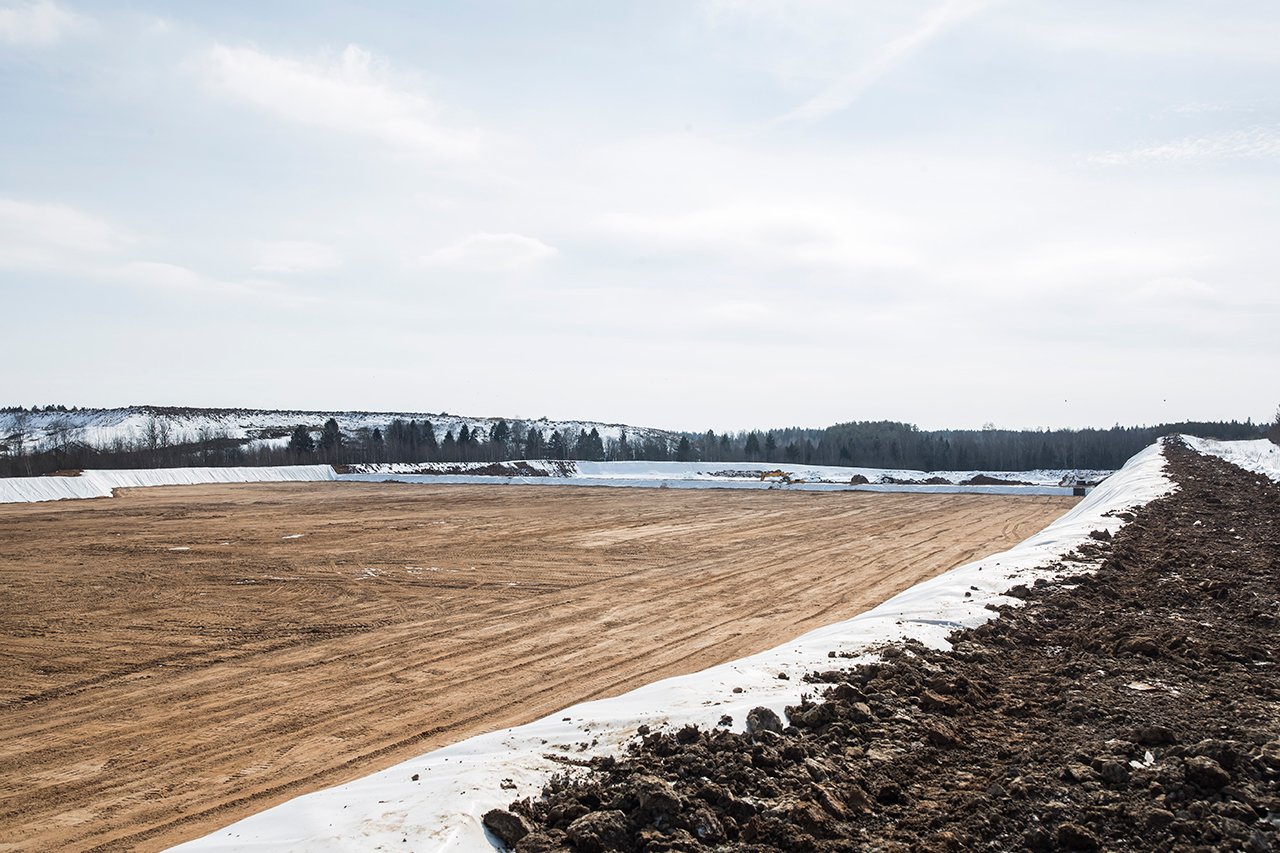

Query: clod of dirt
[1183,755,1231,790]
[565,810,629,852]
[745,707,783,736]
[1057,822,1101,850]
[482,808,531,848]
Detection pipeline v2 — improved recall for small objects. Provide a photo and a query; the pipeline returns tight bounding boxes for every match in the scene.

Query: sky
[1,0,1277,432]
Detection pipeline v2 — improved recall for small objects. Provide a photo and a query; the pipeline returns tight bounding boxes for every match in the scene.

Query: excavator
[758,469,805,485]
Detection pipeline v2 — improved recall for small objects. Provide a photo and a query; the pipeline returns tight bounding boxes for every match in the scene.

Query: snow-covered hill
[0,406,674,453]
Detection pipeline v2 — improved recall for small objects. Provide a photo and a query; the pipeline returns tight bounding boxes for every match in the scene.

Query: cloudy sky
[2,1,1276,431]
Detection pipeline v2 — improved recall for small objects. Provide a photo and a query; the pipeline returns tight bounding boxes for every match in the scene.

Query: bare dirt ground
[0,482,1073,852]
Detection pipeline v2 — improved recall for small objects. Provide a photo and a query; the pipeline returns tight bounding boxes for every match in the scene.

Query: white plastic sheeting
[0,466,337,504]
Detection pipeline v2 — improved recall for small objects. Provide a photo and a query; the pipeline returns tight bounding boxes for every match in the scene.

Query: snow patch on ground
[1182,436,1280,483]
[171,440,1177,853]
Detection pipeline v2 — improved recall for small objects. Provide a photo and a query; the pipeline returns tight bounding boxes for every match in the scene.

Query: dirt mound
[501,440,1280,851]
[961,473,1034,486]
[882,475,954,485]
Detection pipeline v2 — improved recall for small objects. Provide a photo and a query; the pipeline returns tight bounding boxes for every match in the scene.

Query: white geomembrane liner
[0,465,336,504]
[0,460,1098,504]
[170,438,1199,852]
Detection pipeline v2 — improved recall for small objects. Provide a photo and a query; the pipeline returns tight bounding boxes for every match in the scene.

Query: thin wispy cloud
[197,43,480,159]
[1091,127,1280,166]
[603,203,915,271]
[0,198,297,299]
[776,0,992,123]
[251,240,342,274]
[0,0,84,45]
[0,197,130,271]
[420,233,558,273]
[113,260,290,299]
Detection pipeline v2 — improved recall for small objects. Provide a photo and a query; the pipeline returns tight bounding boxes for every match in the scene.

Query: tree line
[1,409,1275,478]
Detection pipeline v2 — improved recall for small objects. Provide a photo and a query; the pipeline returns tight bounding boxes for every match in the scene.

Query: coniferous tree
[365,427,384,461]
[676,435,692,461]
[288,425,315,456]
[422,420,438,459]
[523,427,543,459]
[319,418,342,458]
[492,419,511,448]
[572,427,605,461]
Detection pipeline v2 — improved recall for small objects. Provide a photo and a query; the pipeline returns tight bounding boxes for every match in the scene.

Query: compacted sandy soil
[0,482,1071,852]
[498,441,1279,852]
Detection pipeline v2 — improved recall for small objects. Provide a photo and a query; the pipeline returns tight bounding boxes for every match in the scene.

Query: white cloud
[0,0,83,45]
[0,197,130,271]
[602,203,915,271]
[1000,7,1280,65]
[251,240,341,274]
[197,43,479,159]
[115,260,205,289]
[112,260,290,298]
[0,198,293,298]
[777,0,992,122]
[1131,276,1218,304]
[1090,127,1280,165]
[420,232,557,272]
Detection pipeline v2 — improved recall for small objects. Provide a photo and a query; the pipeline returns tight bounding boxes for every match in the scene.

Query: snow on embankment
[1183,436,1280,483]
[0,466,336,504]
[171,440,1177,853]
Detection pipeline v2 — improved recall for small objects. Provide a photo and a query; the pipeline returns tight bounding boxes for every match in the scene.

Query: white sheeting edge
[1182,436,1280,483]
[340,473,1075,496]
[0,466,337,504]
[173,439,1178,853]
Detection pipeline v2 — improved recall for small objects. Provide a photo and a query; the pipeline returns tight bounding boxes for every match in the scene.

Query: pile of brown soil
[489,439,1280,851]
[961,474,1035,486]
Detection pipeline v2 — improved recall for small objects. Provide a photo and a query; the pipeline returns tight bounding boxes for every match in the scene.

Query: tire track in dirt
[0,482,1073,852]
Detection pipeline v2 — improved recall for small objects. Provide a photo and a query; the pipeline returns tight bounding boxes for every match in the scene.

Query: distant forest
[2,404,1276,478]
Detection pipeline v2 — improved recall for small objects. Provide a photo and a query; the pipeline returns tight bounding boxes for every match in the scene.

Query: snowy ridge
[171,440,1178,853]
[0,407,674,453]
[1183,436,1280,483]
[0,466,336,504]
